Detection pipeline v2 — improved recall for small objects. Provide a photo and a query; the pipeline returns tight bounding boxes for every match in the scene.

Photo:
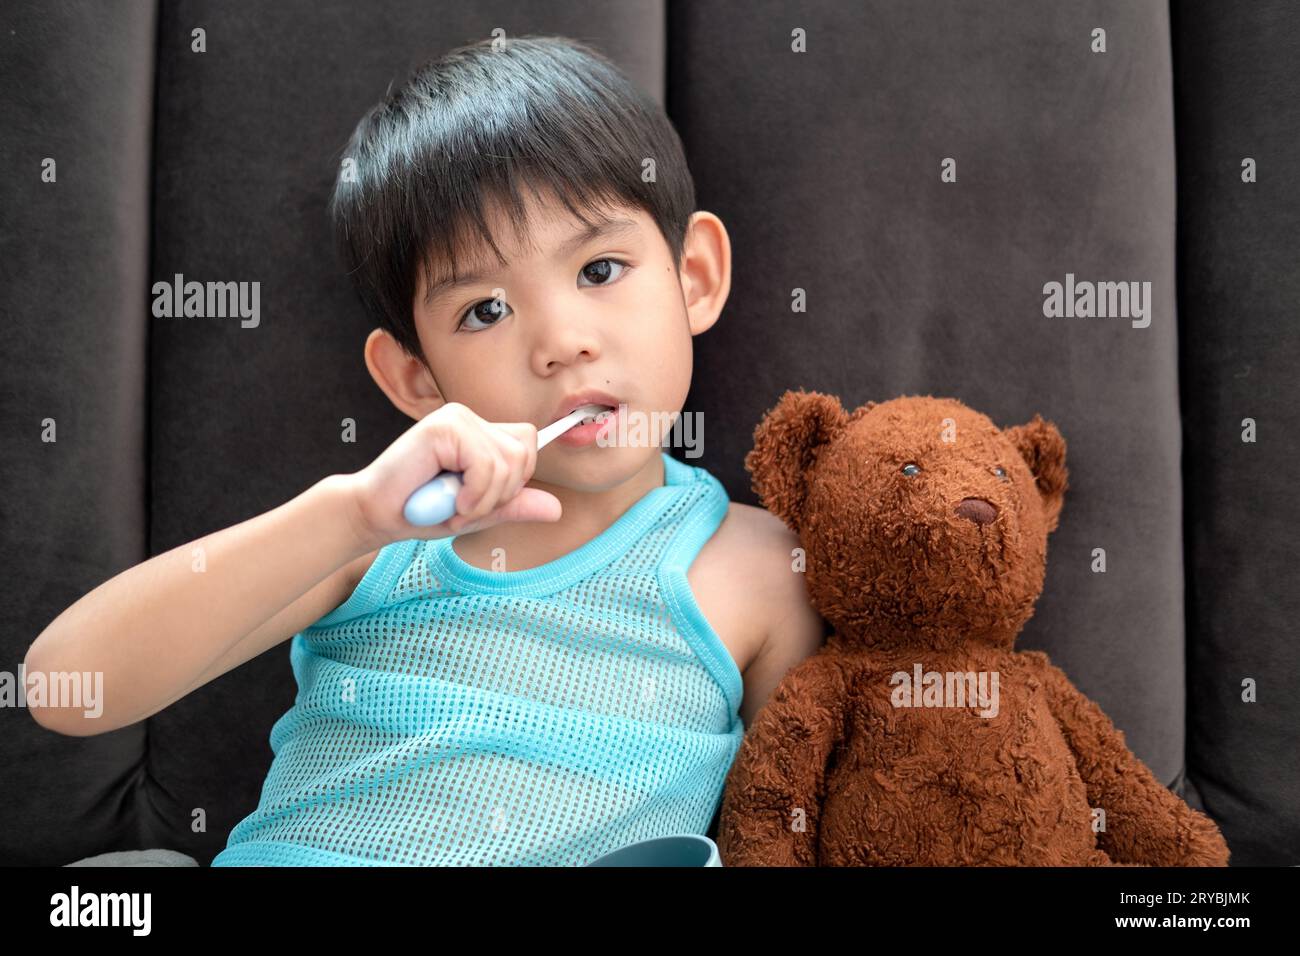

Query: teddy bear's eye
[901,463,921,477]
[992,466,1007,480]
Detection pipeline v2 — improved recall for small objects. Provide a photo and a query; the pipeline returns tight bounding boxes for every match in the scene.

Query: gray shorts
[64,849,200,867]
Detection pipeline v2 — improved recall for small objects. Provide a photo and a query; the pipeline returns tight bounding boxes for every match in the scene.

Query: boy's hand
[343,402,563,550]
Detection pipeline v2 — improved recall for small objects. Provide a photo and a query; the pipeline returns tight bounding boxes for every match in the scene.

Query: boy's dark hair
[329,34,697,370]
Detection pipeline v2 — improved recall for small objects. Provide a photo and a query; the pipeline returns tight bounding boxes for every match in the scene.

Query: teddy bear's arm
[1023,651,1230,866]
[715,651,849,867]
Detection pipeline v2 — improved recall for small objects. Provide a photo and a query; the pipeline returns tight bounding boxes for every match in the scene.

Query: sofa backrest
[3,0,1295,866]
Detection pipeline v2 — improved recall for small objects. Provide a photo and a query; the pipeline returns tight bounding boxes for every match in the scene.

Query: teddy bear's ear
[1004,414,1068,533]
[847,400,877,424]
[744,390,850,533]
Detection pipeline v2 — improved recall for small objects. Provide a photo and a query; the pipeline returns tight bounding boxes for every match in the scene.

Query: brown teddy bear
[717,390,1230,867]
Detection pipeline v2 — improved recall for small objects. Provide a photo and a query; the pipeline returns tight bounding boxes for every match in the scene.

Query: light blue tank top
[211,452,744,866]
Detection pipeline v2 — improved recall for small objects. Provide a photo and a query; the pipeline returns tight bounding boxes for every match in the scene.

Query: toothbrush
[402,403,614,526]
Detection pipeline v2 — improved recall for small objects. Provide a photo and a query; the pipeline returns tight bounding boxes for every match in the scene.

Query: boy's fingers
[500,488,562,523]
[446,421,538,525]
[484,431,526,504]
[458,489,562,534]
[494,421,539,448]
[454,434,499,519]
[466,447,510,522]
[492,422,540,498]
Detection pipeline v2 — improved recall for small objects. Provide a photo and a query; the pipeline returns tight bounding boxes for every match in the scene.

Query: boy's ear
[745,390,854,533]
[1004,414,1068,533]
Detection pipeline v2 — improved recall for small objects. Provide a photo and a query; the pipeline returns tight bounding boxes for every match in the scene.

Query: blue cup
[585,834,722,867]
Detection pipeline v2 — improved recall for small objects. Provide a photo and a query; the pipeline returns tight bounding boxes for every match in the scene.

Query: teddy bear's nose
[955,497,998,525]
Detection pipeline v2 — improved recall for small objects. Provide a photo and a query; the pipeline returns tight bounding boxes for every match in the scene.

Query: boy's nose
[954,498,998,525]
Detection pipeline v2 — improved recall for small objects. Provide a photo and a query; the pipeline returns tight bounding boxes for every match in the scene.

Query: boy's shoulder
[719,501,818,618]
[697,500,825,661]
[713,500,794,561]
[698,502,828,725]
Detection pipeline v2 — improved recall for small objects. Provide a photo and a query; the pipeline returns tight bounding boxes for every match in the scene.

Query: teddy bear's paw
[1176,812,1231,867]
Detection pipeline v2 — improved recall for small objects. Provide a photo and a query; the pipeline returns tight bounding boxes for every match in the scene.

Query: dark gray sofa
[1,0,1295,866]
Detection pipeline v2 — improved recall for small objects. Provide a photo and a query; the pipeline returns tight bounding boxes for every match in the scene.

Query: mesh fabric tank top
[210,452,744,866]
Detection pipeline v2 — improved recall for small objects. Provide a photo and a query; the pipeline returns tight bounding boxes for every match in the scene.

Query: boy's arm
[25,402,558,738]
[739,520,829,729]
[167,543,379,705]
[23,474,377,737]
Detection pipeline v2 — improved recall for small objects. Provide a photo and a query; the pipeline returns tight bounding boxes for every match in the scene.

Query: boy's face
[369,189,731,493]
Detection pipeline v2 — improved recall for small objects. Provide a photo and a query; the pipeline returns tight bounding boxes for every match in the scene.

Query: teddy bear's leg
[716,653,849,867]
[1026,654,1230,867]
[1082,847,1146,866]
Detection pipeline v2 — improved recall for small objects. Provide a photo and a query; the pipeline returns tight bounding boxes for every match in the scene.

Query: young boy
[25,34,826,866]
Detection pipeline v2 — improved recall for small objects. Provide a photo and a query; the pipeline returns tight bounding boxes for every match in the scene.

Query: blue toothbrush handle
[403,470,465,526]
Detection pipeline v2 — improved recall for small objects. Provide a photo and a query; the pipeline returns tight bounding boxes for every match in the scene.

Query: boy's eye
[459,296,511,332]
[457,258,631,331]
[577,257,628,287]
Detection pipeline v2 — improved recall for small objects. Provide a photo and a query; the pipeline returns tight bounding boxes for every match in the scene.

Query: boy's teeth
[576,406,614,425]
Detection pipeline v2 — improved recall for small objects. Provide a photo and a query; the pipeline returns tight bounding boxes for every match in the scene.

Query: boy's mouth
[570,406,616,427]
[555,403,621,447]
[551,389,622,426]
